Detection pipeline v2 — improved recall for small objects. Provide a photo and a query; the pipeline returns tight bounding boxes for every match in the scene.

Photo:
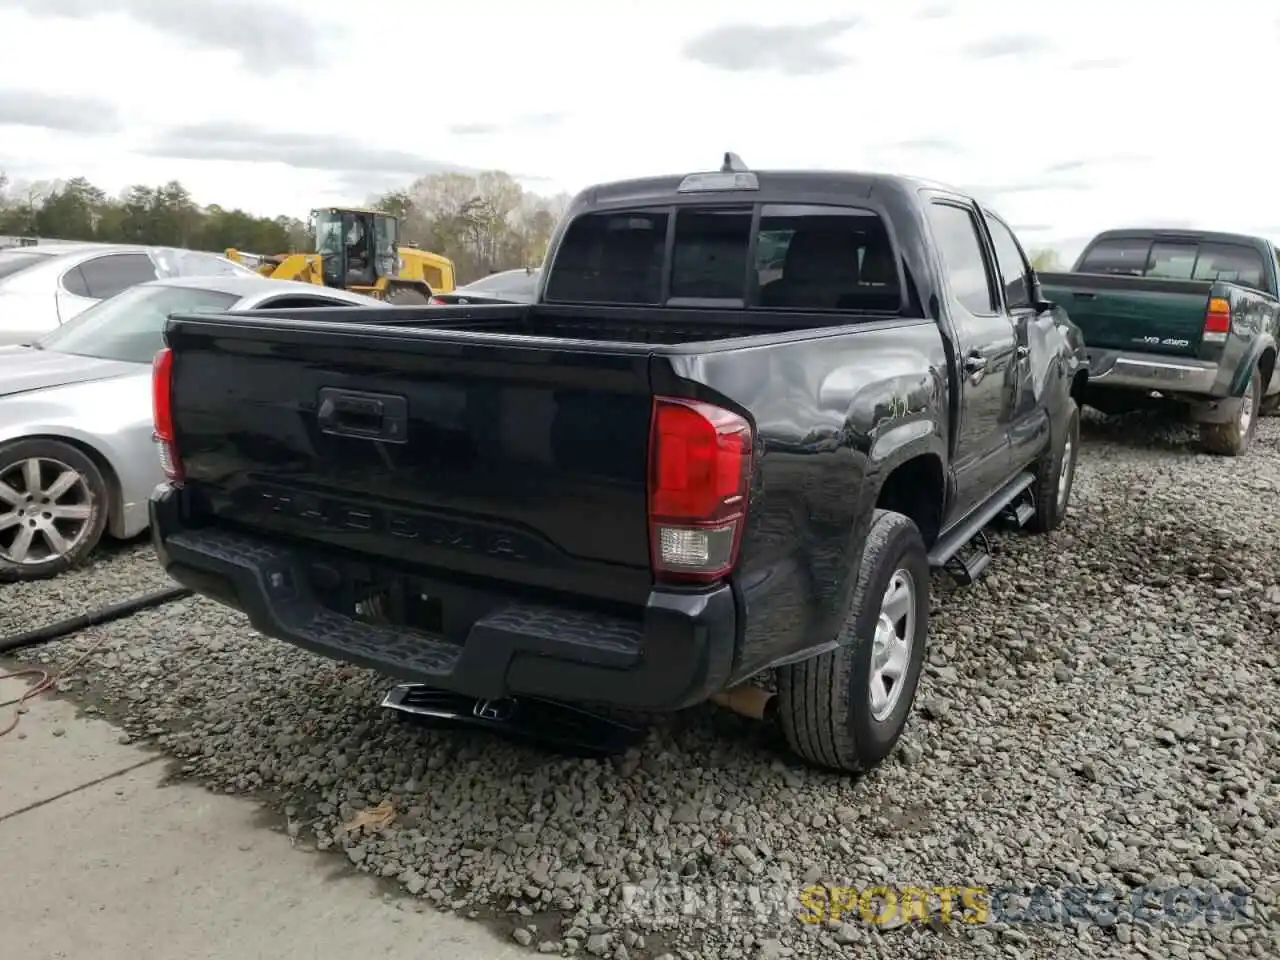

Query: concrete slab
[1,671,154,819]
[0,676,517,960]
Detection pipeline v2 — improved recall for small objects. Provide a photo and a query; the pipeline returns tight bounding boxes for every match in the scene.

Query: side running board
[927,471,1036,585]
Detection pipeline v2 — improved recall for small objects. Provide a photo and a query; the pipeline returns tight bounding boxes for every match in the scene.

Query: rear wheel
[0,438,109,582]
[1200,361,1261,456]
[385,286,431,305]
[776,510,929,774]
[1260,392,1280,417]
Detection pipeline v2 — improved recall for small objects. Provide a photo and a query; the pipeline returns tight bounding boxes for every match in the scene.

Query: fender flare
[1230,334,1277,396]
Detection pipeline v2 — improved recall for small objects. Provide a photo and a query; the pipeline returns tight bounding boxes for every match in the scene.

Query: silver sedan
[0,274,390,581]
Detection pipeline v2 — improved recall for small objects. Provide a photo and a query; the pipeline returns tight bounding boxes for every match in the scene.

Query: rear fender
[816,370,947,646]
[1226,334,1276,397]
[1212,289,1279,397]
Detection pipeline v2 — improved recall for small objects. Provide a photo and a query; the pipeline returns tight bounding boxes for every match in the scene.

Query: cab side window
[983,215,1032,309]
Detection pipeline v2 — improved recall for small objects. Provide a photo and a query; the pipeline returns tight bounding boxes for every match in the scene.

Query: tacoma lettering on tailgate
[249,486,539,562]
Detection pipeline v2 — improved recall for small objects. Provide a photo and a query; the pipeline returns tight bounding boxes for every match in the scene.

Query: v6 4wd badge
[1139,336,1191,347]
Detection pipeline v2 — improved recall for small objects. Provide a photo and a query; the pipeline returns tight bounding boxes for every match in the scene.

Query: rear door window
[61,265,92,297]
[76,253,159,299]
[926,202,998,316]
[1077,238,1151,275]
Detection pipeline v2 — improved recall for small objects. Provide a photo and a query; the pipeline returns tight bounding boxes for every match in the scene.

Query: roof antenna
[721,152,747,172]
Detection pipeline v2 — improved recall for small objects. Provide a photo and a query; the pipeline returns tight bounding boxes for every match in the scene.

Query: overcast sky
[1,0,1277,261]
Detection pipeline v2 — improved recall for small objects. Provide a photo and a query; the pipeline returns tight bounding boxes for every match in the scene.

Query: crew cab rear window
[1189,243,1265,289]
[545,203,899,311]
[1079,237,1269,292]
[545,211,668,304]
[1076,237,1149,276]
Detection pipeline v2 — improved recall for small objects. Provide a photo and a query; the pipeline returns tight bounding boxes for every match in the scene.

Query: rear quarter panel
[655,320,950,681]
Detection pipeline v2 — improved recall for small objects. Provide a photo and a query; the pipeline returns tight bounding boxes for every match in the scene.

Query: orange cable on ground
[0,634,107,738]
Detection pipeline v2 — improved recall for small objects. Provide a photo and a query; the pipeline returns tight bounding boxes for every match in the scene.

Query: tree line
[2,168,1064,284]
[0,170,571,285]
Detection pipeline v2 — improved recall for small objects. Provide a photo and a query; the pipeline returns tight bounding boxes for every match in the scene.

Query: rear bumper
[1085,349,1220,396]
[149,485,736,711]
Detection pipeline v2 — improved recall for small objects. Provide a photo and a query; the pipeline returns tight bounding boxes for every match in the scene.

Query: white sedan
[0,274,390,581]
[0,242,257,346]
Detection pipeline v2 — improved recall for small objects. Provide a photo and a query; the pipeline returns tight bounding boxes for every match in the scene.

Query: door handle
[963,351,987,383]
[1073,291,1097,300]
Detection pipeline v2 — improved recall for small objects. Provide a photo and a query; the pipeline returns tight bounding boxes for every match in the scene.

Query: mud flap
[1188,395,1244,425]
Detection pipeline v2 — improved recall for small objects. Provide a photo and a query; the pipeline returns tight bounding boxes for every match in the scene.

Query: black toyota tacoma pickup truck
[148,157,1088,774]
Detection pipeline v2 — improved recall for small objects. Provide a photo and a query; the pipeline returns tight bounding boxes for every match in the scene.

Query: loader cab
[310,207,400,290]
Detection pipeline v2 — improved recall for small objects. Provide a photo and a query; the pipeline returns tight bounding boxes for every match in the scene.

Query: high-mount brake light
[647,396,753,584]
[1203,297,1231,341]
[676,151,758,193]
[677,172,759,193]
[151,346,183,484]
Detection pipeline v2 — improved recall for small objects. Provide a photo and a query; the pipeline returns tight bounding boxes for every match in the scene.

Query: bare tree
[1029,248,1063,271]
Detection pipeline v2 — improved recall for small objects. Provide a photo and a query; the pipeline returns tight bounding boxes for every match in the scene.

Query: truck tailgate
[165,316,656,606]
[1040,272,1210,358]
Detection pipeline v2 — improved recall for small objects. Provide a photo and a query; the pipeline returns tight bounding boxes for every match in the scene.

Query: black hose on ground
[0,584,193,655]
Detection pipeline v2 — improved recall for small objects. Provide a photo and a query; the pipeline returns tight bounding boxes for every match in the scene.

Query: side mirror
[1027,273,1055,313]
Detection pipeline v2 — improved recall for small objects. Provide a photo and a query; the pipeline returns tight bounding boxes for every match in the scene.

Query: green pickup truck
[1038,229,1280,455]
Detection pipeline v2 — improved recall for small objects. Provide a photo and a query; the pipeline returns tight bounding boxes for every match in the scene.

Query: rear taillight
[1204,296,1231,342]
[428,296,446,305]
[647,396,753,584]
[151,347,183,484]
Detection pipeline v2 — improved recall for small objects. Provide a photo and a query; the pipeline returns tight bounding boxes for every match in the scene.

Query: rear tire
[0,438,109,582]
[1200,361,1261,456]
[1028,399,1080,533]
[776,510,929,774]
[1260,392,1280,417]
[385,286,431,305]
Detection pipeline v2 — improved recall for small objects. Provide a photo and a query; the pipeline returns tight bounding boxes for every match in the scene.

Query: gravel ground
[4,412,1278,960]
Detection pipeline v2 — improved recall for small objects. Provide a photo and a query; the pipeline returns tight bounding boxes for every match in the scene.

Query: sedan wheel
[0,439,109,581]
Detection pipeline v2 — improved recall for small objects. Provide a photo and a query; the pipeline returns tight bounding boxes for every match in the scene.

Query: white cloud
[0,0,1277,260]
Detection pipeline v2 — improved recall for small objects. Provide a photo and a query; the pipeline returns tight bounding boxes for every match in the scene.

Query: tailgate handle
[317,388,408,442]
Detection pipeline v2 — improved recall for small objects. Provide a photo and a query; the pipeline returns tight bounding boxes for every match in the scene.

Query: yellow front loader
[226,207,455,303]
